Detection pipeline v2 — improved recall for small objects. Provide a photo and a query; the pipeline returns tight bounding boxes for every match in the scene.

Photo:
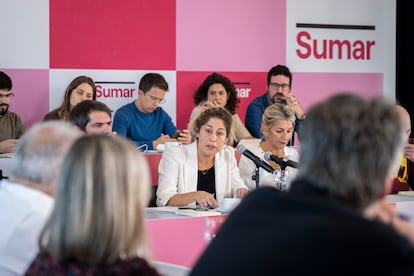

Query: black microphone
[236,144,274,173]
[263,152,298,169]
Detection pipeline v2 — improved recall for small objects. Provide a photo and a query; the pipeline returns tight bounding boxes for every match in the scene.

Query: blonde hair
[39,135,151,263]
[261,103,295,132]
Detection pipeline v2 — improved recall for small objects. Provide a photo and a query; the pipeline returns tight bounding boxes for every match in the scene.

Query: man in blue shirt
[245,65,305,145]
[113,73,191,150]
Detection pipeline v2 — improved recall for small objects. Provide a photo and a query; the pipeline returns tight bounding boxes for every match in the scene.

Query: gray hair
[296,94,405,210]
[9,121,82,186]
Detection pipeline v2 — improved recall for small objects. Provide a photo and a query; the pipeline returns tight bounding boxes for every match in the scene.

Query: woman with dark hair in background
[188,72,254,146]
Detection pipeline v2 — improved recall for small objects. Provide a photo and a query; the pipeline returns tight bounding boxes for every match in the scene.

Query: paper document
[398,191,414,197]
[175,209,222,217]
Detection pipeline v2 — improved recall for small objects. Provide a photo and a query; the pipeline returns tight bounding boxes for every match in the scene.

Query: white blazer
[156,141,247,207]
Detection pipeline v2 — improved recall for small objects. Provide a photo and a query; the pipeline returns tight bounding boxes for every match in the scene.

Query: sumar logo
[295,23,376,60]
[95,81,136,98]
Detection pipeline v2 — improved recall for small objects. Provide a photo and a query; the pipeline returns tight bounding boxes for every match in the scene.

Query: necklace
[200,168,210,175]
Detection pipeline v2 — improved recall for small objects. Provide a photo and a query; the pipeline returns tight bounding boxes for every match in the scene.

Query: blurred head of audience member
[191,94,414,275]
[25,135,159,275]
[0,121,81,275]
[69,100,115,135]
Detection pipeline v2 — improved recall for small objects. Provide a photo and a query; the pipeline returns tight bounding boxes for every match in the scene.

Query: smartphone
[172,130,182,138]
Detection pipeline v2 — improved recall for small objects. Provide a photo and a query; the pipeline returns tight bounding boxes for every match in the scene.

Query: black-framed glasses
[0,92,14,99]
[269,83,290,91]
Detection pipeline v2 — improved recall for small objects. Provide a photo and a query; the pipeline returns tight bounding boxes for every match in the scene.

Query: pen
[205,193,215,209]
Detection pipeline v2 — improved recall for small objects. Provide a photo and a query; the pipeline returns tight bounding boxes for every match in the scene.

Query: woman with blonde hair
[238,103,299,190]
[43,75,96,121]
[25,135,160,275]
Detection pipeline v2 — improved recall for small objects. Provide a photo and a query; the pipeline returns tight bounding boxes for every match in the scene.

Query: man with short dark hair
[69,100,115,135]
[0,71,25,153]
[245,65,305,144]
[113,73,191,150]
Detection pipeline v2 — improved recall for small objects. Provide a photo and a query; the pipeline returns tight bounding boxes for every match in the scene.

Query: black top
[197,165,216,197]
[191,178,414,276]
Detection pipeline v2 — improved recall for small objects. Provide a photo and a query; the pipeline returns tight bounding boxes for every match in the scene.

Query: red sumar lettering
[96,85,135,98]
[296,31,375,60]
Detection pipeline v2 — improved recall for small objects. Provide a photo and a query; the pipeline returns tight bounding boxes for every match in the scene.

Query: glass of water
[273,169,289,191]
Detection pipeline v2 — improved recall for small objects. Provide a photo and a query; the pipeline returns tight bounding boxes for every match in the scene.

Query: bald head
[395,105,411,139]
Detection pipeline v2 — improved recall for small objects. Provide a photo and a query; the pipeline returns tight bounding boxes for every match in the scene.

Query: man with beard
[245,65,305,145]
[0,71,25,153]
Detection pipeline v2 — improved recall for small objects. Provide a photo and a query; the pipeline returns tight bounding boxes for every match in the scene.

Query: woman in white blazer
[238,103,299,190]
[156,107,248,208]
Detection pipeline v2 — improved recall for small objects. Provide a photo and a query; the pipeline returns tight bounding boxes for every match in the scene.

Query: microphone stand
[251,165,260,189]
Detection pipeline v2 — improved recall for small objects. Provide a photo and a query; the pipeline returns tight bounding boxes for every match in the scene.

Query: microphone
[236,144,274,173]
[263,152,298,169]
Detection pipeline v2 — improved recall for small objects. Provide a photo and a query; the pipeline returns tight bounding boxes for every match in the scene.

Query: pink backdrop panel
[176,71,266,130]
[292,72,384,111]
[176,0,286,71]
[145,217,206,267]
[50,0,176,70]
[1,69,49,127]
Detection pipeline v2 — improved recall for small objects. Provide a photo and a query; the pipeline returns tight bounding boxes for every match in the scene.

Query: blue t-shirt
[113,102,177,150]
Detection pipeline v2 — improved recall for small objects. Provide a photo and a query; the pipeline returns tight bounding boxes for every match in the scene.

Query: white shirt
[0,180,53,275]
[238,139,299,190]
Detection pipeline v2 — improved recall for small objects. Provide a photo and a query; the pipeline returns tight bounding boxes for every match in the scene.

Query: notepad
[175,209,222,217]
[397,191,414,196]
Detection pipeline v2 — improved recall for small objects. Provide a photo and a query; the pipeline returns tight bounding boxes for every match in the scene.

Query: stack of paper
[175,209,222,217]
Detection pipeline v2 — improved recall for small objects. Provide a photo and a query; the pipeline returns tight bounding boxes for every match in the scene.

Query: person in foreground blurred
[156,107,248,208]
[191,94,414,275]
[0,121,81,275]
[189,72,253,146]
[43,75,96,121]
[238,103,298,190]
[69,100,116,135]
[392,104,414,193]
[25,135,160,275]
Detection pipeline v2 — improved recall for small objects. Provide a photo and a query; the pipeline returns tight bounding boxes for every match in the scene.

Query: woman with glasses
[157,107,248,208]
[188,72,254,146]
[43,75,97,121]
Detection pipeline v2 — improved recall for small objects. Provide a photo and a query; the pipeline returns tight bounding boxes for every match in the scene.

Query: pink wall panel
[50,0,176,70]
[293,72,384,111]
[176,0,286,71]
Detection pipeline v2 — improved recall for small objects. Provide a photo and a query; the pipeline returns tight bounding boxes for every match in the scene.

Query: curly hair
[193,72,239,114]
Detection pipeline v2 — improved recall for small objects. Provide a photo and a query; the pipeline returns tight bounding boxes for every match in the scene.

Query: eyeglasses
[269,83,290,91]
[0,93,14,99]
[146,94,166,104]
